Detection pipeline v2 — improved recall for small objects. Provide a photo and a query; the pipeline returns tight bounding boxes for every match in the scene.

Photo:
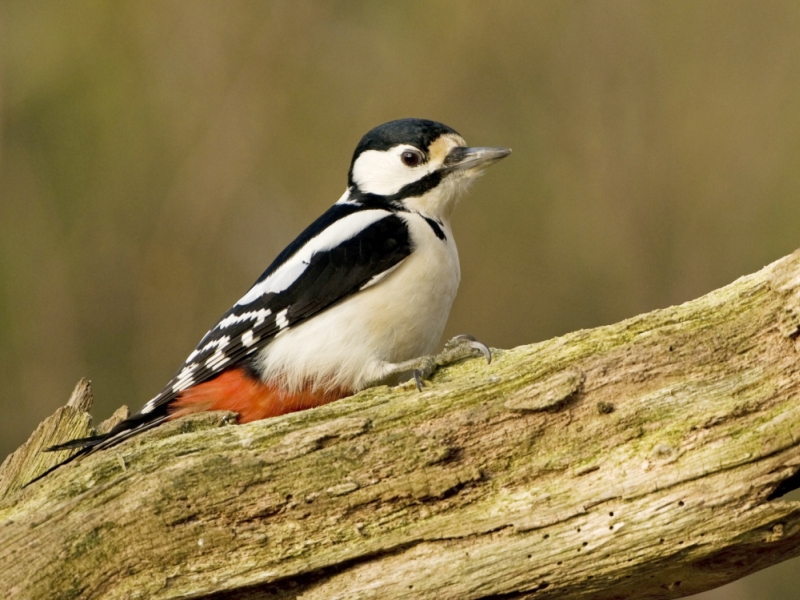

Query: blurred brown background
[1,2,799,597]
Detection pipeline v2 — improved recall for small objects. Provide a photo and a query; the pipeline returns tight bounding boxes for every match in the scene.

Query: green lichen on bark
[3,251,800,599]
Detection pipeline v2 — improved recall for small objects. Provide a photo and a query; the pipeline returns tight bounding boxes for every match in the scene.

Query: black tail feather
[45,434,110,452]
[26,415,170,489]
[24,446,94,487]
[90,416,167,452]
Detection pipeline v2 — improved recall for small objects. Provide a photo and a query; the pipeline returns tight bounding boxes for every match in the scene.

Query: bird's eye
[401,150,423,167]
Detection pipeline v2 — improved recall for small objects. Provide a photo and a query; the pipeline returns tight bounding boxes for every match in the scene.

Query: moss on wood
[3,251,800,598]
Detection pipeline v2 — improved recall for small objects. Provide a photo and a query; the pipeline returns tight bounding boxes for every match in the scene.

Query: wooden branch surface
[4,250,800,599]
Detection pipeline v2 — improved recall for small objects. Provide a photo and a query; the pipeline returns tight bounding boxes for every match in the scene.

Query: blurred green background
[2,2,799,597]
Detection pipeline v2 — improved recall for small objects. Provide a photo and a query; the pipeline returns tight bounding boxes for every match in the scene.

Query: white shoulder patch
[236,209,391,305]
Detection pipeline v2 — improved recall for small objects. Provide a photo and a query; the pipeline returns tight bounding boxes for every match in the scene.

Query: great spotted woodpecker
[49,118,510,454]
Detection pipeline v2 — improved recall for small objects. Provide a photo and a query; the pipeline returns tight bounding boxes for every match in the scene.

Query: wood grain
[4,250,800,599]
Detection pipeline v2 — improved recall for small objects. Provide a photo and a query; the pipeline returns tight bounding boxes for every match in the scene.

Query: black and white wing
[48,204,413,453]
[147,205,413,411]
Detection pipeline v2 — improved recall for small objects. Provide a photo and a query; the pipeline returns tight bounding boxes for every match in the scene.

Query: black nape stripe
[423,217,446,241]
[348,191,407,212]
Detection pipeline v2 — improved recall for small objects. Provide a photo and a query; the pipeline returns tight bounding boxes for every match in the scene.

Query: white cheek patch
[351,147,431,196]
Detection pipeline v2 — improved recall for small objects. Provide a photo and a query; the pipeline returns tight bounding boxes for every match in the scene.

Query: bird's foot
[379,334,491,391]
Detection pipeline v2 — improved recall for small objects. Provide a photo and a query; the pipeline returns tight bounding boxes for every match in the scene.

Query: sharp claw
[414,369,426,391]
[471,340,492,364]
[454,334,492,364]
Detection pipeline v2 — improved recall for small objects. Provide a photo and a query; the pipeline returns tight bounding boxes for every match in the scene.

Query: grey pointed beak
[443,146,512,173]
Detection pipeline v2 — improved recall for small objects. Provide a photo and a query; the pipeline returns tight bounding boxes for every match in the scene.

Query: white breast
[254,213,460,393]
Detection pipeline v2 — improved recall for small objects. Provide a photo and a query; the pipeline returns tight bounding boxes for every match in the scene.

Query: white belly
[255,213,460,392]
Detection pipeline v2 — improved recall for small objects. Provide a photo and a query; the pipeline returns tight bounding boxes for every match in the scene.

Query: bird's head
[346,118,510,220]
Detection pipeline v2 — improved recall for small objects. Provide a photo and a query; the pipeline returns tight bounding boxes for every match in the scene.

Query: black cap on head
[352,119,460,161]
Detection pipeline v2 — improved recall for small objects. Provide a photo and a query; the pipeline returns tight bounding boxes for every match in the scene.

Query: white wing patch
[185,334,233,362]
[205,349,230,371]
[236,209,391,306]
[276,308,289,330]
[241,329,259,347]
[141,396,159,414]
[218,308,272,329]
[172,363,199,393]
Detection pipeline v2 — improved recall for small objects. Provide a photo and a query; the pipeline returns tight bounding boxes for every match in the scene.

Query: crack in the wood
[767,466,800,500]
[583,495,621,510]
[618,443,800,505]
[197,539,424,600]
[475,579,551,599]
[186,522,518,599]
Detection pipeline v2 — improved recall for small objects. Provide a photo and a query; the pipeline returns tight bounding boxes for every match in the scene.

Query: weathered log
[4,250,800,599]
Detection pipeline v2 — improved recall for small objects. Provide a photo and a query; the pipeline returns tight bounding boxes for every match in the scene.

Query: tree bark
[4,250,800,600]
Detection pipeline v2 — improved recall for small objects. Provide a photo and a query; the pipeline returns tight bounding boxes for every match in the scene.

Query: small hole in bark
[576,527,581,532]
[660,538,665,544]
[527,554,532,559]
[674,581,682,587]
[582,541,588,546]
[609,525,614,530]
[609,512,614,517]
[543,533,549,539]
[597,401,615,414]
[669,345,674,351]
[678,500,684,506]
[557,561,562,565]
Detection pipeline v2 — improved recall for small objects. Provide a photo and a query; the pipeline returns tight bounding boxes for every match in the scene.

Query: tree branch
[4,250,800,599]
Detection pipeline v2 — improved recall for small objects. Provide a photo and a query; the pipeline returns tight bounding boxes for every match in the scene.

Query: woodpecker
[49,118,510,454]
